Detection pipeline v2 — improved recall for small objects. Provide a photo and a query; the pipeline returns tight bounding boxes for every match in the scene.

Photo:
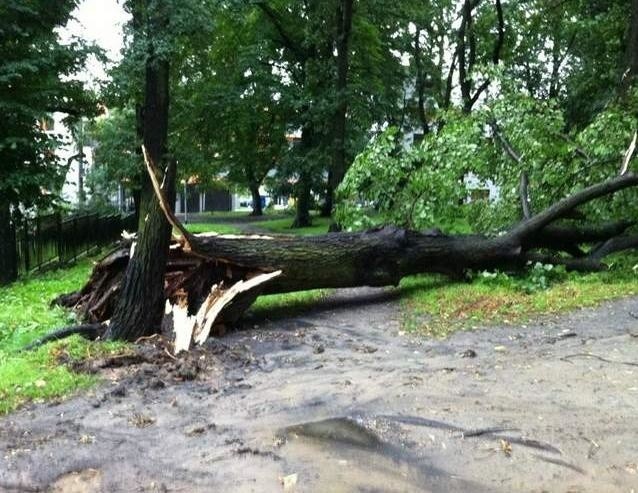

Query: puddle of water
[276,417,486,493]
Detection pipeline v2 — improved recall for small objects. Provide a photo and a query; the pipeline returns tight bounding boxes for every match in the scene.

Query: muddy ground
[1,288,638,493]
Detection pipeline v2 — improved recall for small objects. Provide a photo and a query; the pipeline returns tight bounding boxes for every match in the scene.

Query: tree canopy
[0,0,97,283]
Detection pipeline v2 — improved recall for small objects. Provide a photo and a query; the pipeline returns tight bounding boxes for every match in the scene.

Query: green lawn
[255,214,332,235]
[183,222,242,234]
[182,212,332,236]
[250,289,329,319]
[0,259,128,414]
[399,255,638,337]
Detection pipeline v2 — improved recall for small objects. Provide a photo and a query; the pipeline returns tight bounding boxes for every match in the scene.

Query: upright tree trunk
[105,2,174,341]
[623,0,638,92]
[0,202,17,285]
[321,169,333,218]
[77,158,86,208]
[249,183,263,216]
[413,28,430,136]
[293,170,312,228]
[293,124,314,228]
[322,0,354,218]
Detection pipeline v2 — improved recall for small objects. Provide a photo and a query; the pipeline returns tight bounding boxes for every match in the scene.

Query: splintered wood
[168,270,282,353]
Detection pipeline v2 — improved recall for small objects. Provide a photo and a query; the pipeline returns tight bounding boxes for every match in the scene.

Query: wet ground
[1,288,638,492]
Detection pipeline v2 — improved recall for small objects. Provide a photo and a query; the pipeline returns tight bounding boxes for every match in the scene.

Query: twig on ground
[533,454,586,474]
[560,353,638,367]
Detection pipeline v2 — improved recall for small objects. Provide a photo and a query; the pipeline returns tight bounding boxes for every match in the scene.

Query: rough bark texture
[249,183,263,216]
[104,2,174,341]
[323,0,354,217]
[623,0,638,91]
[293,124,313,229]
[292,174,312,228]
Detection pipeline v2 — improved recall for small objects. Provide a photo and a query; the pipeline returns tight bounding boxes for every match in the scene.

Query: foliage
[171,4,290,205]
[0,0,98,212]
[336,86,638,233]
[87,107,139,206]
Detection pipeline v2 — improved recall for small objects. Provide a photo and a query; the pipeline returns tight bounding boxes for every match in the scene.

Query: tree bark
[105,1,175,341]
[622,0,638,92]
[0,202,17,285]
[293,170,312,228]
[413,28,430,136]
[293,126,314,228]
[249,183,263,216]
[323,0,354,218]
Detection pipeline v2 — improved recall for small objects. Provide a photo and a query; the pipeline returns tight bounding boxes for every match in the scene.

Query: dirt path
[1,290,638,492]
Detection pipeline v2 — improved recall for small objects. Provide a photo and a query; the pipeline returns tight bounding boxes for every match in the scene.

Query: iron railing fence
[15,212,136,275]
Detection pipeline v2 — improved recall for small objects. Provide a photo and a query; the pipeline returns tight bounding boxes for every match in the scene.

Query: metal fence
[15,212,136,275]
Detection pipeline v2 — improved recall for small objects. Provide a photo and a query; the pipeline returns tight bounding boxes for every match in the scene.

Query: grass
[180,212,332,236]
[400,256,638,337]
[182,222,242,234]
[205,210,255,218]
[257,214,333,235]
[250,289,330,319]
[0,258,129,414]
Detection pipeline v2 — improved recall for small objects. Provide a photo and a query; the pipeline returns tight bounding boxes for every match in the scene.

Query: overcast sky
[61,0,129,86]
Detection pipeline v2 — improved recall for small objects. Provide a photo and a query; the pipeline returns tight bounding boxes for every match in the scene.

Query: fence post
[56,213,63,266]
[72,216,77,261]
[22,217,30,273]
[35,216,41,269]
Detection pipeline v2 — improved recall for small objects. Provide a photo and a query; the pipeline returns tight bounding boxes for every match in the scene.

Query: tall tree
[256,0,406,226]
[171,5,289,217]
[104,0,217,340]
[105,0,175,340]
[0,0,95,284]
[322,0,354,218]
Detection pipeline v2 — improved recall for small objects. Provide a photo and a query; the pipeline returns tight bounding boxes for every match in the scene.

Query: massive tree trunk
[50,171,638,349]
[0,202,17,285]
[104,1,175,341]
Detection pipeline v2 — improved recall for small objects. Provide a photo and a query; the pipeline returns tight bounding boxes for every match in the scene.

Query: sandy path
[1,289,637,492]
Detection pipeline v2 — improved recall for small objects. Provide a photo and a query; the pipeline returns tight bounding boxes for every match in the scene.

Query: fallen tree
[37,152,638,351]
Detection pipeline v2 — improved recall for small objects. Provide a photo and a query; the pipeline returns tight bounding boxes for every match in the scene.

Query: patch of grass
[400,256,638,338]
[205,210,254,218]
[0,337,127,414]
[250,289,330,319]
[0,258,129,414]
[258,214,332,236]
[182,222,242,235]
